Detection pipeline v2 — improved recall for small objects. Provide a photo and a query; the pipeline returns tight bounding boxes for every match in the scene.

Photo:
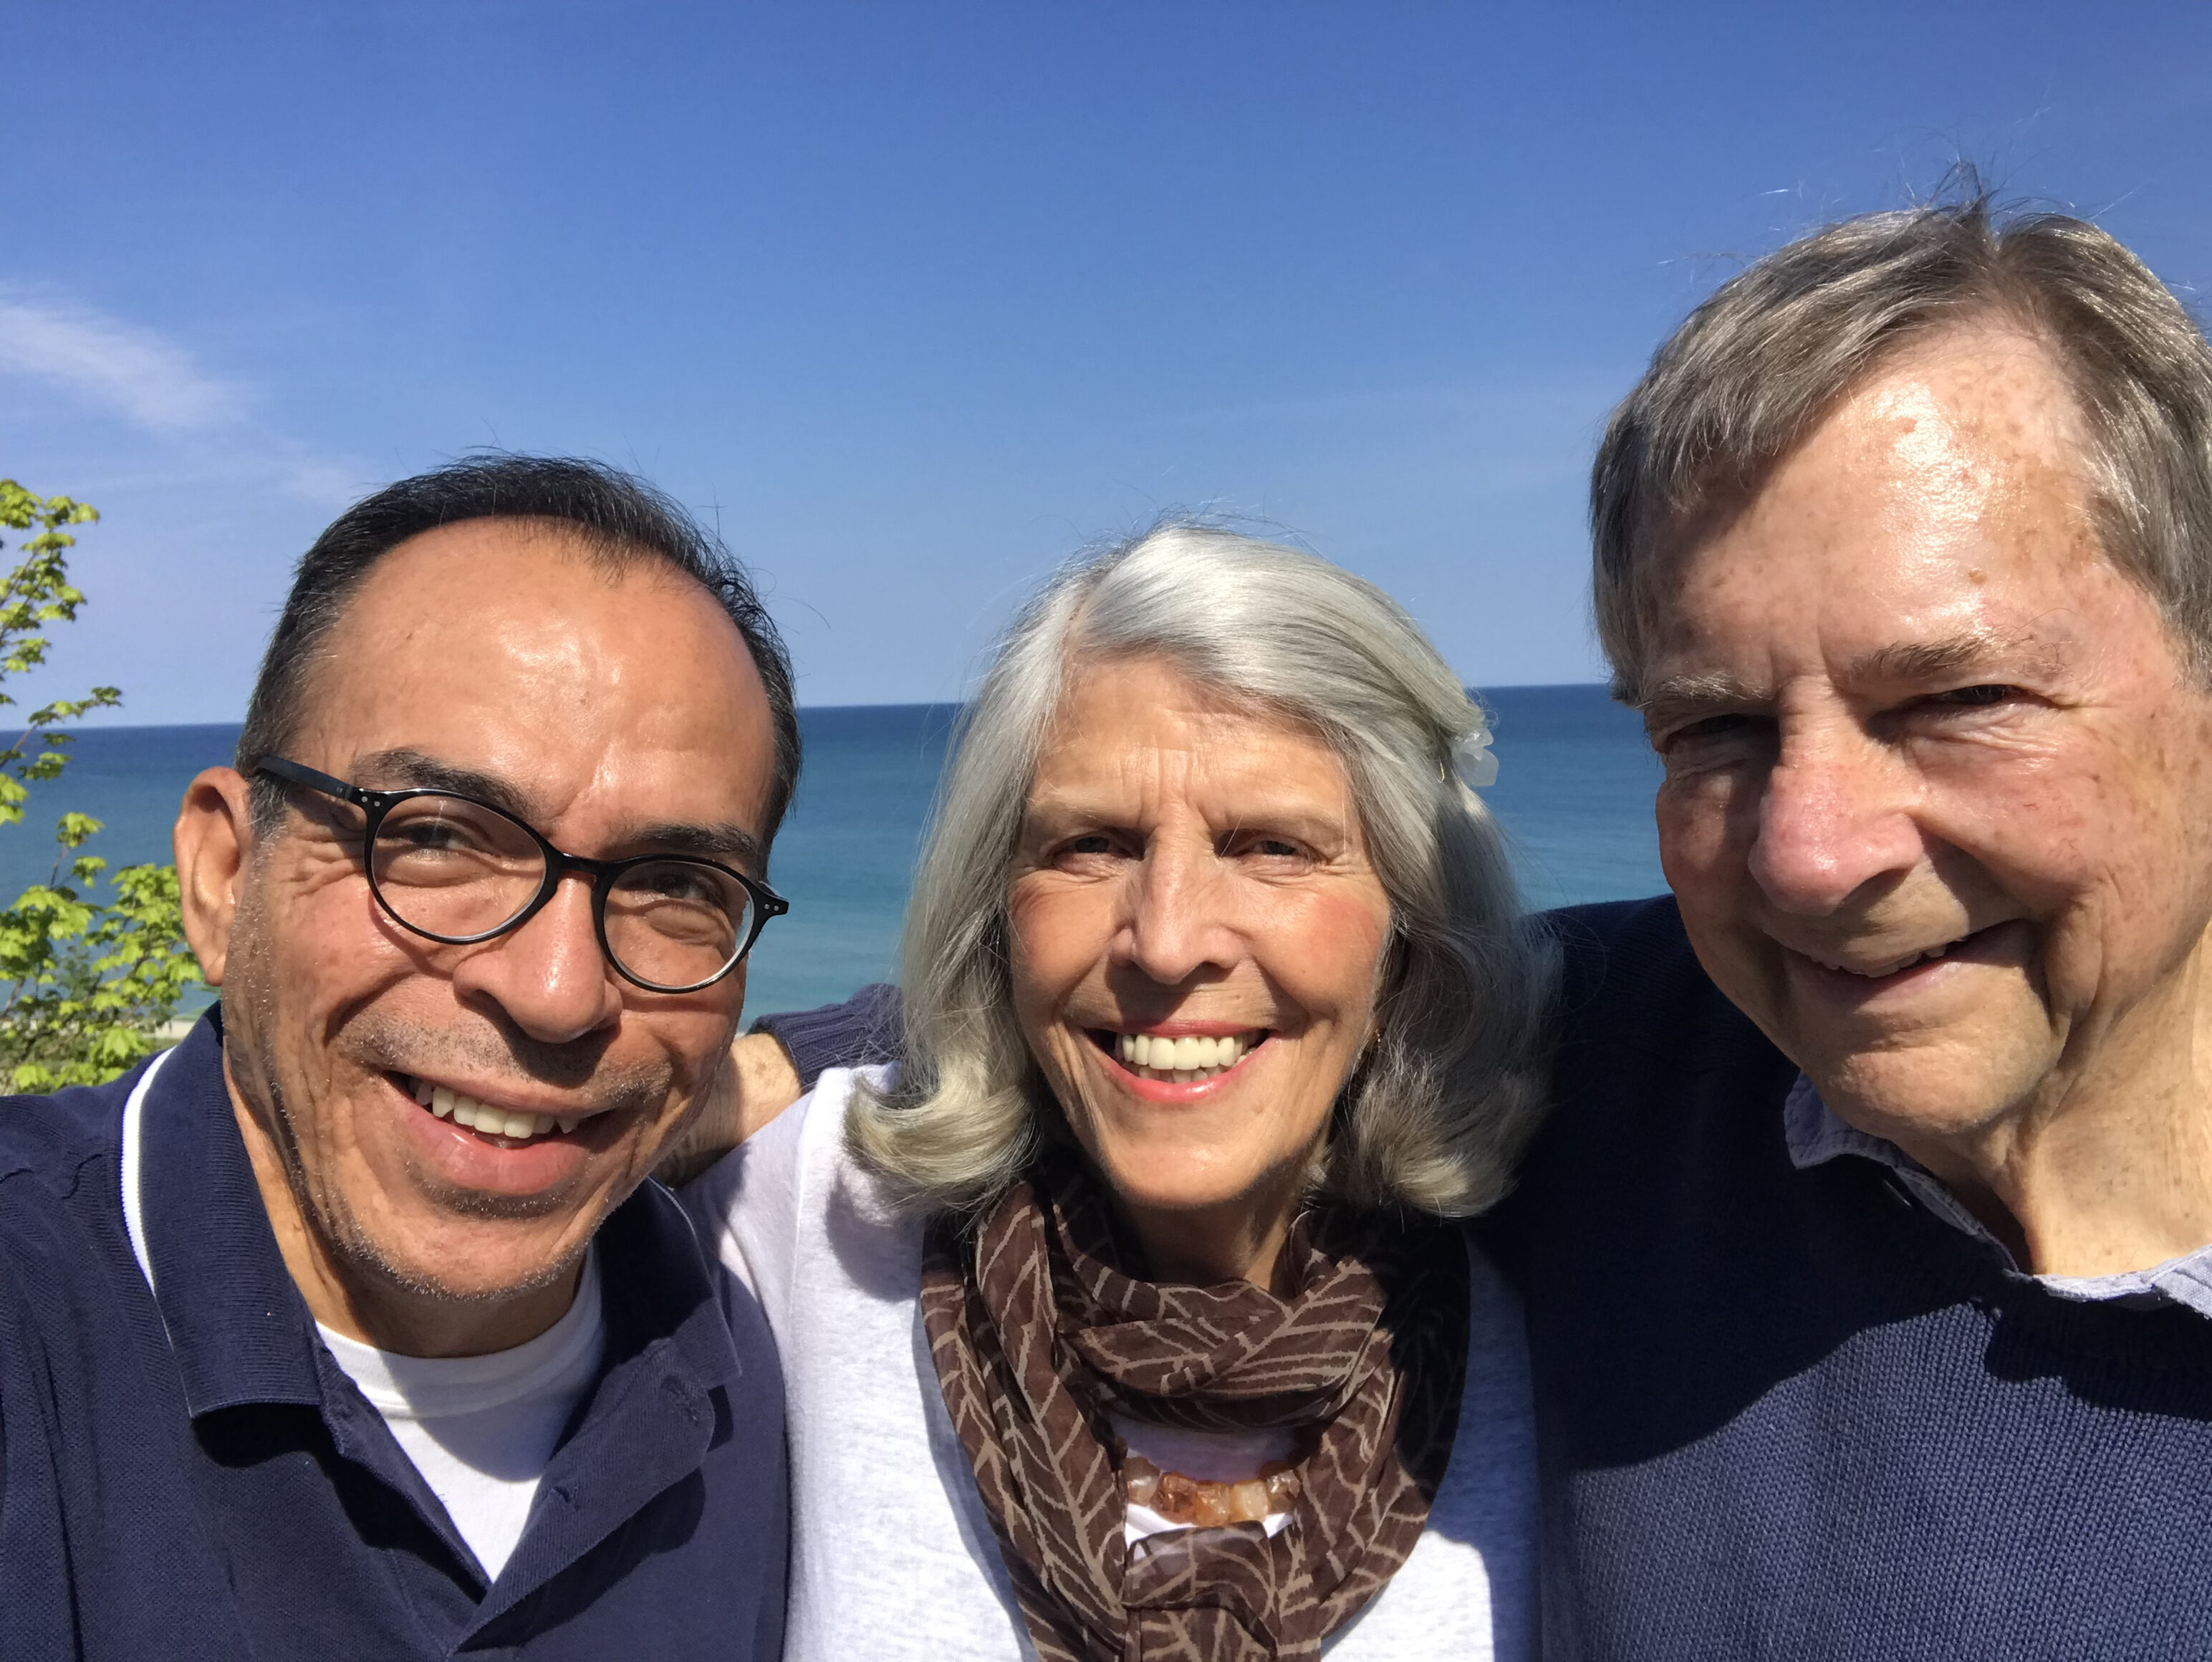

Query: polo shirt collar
[132,1012,327,1416]
[1784,1072,2212,1320]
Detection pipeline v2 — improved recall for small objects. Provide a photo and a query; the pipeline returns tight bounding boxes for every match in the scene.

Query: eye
[641,865,720,903]
[1925,683,2019,708]
[1224,829,1313,864]
[1044,830,1125,871]
[379,817,495,856]
[1654,712,1754,754]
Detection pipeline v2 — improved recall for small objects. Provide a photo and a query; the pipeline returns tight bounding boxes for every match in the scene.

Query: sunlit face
[210,519,777,1315]
[1643,328,2212,1150]
[1006,655,1394,1272]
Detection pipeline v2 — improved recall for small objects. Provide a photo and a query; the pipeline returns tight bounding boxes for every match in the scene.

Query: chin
[352,1230,582,1308]
[1091,1144,1274,1216]
[1811,1042,2052,1143]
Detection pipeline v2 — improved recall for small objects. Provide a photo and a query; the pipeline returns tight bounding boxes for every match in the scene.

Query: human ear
[174,767,256,988]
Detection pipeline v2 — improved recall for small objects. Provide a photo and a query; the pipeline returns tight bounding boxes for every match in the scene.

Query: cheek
[1934,732,2198,925]
[1006,881,1117,1009]
[1264,890,1393,1027]
[1654,778,1742,898]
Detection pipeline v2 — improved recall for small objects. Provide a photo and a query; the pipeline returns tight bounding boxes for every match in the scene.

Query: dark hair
[1592,185,2212,695]
[236,454,802,844]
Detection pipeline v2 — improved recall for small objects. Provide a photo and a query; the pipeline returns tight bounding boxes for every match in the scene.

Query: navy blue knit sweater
[1494,896,2212,1660]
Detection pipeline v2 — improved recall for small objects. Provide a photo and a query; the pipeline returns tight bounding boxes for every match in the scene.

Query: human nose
[1119,839,1238,986]
[1747,724,1923,916]
[448,872,624,1042]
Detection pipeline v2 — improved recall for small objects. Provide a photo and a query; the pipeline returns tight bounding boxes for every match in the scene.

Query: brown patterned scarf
[918,1156,1470,1662]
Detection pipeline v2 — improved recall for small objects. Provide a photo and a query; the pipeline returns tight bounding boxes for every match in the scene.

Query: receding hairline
[1615,311,2116,702]
[1649,304,2084,542]
[279,512,766,747]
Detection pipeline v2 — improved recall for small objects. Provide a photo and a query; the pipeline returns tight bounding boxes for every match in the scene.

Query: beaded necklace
[1119,1455,1302,1527]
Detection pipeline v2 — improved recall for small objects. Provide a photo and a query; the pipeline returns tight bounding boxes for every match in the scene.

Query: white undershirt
[317,1251,607,1581]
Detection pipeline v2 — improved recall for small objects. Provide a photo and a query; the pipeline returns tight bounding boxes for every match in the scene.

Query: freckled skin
[174,519,778,1355]
[1645,327,2212,1274]
[1007,656,1393,1289]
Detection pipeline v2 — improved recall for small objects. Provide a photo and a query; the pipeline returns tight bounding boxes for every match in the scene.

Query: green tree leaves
[0,481,199,1091]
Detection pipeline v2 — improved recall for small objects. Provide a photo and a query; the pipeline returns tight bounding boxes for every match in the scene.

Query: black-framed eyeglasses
[256,755,789,994]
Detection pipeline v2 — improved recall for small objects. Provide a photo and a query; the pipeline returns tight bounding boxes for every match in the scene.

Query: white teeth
[1112,1030,1261,1084]
[1816,939,1963,978]
[415,1082,573,1141]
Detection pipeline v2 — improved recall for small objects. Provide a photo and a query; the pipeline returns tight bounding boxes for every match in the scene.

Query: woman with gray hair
[685,522,1552,1661]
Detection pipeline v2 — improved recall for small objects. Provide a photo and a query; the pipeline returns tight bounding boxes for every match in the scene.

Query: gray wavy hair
[846,521,1557,1219]
[1593,186,2212,696]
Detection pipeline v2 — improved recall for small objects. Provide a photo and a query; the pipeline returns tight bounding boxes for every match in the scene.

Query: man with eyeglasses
[0,456,797,1659]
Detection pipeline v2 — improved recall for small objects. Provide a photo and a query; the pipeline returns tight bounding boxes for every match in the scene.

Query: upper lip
[397,1070,615,1122]
[1092,1021,1269,1038]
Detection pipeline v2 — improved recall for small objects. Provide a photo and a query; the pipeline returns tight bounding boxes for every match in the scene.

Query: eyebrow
[1845,631,2059,685]
[1631,671,1766,727]
[350,747,768,874]
[1635,630,2062,724]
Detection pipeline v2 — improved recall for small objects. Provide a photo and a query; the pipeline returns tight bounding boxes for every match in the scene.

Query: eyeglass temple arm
[257,755,375,809]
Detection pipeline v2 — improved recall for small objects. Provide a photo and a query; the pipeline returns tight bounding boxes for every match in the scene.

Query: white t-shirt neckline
[316,1250,607,1581]
[317,1250,605,1418]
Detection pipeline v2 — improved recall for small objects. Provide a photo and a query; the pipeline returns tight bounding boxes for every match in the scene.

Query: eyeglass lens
[368,794,752,989]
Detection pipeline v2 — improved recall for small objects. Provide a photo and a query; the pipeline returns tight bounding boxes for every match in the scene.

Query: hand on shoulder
[655,1032,805,1186]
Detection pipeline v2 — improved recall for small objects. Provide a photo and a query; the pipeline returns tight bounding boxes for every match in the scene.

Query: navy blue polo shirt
[0,1014,787,1660]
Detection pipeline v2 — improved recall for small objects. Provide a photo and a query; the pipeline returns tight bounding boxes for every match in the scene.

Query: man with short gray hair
[1511,192,2212,1657]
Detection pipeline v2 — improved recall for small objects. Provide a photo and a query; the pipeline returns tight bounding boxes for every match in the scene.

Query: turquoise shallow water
[0,686,1663,1017]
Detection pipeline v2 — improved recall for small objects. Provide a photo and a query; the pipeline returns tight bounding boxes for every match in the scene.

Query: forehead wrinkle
[351,749,538,818]
[349,746,764,870]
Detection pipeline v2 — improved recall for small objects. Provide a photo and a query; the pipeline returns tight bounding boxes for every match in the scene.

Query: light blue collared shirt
[1783,1073,2212,1320]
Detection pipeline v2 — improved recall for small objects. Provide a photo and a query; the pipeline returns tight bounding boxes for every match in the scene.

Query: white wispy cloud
[0,289,247,433]
[1,284,375,511]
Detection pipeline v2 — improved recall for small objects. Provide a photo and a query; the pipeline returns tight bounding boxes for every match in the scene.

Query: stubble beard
[221,909,667,1316]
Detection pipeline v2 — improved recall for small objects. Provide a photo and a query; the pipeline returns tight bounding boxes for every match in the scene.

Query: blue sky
[6,1,2209,720]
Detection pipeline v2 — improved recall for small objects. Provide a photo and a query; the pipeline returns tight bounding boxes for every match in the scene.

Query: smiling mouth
[1092,1029,1268,1084]
[1798,929,1982,980]
[399,1074,584,1143]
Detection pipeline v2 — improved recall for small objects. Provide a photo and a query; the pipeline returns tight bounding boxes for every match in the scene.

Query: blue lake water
[0,686,1663,1017]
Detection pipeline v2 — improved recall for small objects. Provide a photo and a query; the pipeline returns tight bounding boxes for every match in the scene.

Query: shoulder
[682,1065,898,1219]
[0,1070,143,1285]
[1484,898,1794,1257]
[1542,895,1701,1024]
[678,1064,913,1310]
[1535,895,1777,1080]
[0,1070,150,1403]
[1332,1233,1537,1659]
[0,1067,137,1193]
